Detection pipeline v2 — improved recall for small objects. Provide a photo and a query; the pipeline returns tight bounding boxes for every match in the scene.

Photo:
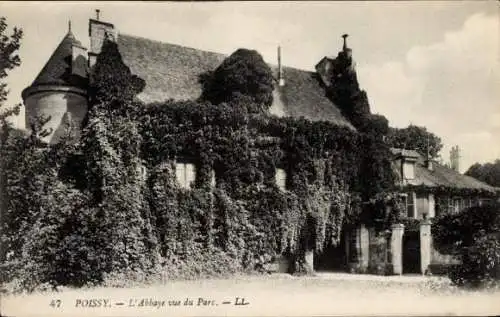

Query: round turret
[22,24,88,144]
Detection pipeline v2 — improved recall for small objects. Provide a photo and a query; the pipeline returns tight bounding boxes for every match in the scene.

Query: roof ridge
[116,32,354,128]
[119,32,316,74]
[119,32,227,58]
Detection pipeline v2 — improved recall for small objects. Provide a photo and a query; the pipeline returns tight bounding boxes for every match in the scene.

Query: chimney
[425,160,433,171]
[88,9,116,68]
[342,34,348,52]
[450,145,460,173]
[277,46,285,87]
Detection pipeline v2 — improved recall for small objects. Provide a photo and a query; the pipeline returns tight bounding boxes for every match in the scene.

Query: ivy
[1,42,401,288]
[136,93,395,272]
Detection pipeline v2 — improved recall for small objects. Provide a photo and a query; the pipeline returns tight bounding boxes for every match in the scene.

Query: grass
[2,272,499,316]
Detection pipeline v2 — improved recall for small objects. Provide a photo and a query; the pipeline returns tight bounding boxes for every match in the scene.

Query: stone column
[305,250,314,272]
[391,224,405,275]
[359,224,370,271]
[420,219,432,275]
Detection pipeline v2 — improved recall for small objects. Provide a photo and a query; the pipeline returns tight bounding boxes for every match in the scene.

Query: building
[21,14,498,275]
[21,15,355,145]
[390,147,498,274]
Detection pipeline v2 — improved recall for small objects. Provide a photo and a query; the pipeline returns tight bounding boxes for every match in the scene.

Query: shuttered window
[176,162,196,189]
[275,168,287,191]
[401,192,416,218]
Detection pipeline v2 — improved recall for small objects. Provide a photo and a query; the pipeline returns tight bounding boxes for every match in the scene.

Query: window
[446,198,454,214]
[138,165,147,179]
[210,169,216,188]
[401,192,416,218]
[448,197,463,214]
[436,197,448,218]
[176,162,196,189]
[275,168,287,191]
[463,198,472,209]
[480,198,492,206]
[402,162,415,180]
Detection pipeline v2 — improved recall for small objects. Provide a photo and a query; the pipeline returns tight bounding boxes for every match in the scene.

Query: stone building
[21,14,498,275]
[22,15,354,145]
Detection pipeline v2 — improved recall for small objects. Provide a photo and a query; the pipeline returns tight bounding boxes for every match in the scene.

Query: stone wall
[367,228,391,275]
[430,245,461,275]
[24,87,87,144]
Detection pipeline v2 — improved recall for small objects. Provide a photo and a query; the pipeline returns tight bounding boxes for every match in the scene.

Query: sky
[1,1,498,172]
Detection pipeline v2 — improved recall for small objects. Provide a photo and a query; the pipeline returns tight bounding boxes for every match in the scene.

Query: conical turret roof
[29,28,87,89]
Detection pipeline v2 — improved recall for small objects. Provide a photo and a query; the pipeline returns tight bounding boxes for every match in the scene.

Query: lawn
[2,272,499,316]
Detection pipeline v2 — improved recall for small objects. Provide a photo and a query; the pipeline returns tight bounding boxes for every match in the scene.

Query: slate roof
[412,162,497,192]
[391,148,496,192]
[28,31,87,90]
[116,34,354,129]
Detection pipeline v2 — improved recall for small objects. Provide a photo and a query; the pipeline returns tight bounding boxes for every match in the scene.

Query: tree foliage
[137,93,395,273]
[0,16,23,121]
[81,38,159,276]
[0,18,23,257]
[1,37,401,291]
[465,159,500,187]
[87,39,145,117]
[432,203,500,287]
[386,124,443,159]
[200,48,274,111]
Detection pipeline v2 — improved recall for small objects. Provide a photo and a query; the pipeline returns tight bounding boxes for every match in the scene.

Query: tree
[386,124,443,159]
[0,17,23,122]
[432,203,500,287]
[465,160,500,187]
[81,38,159,276]
[200,48,274,111]
[87,39,145,119]
[0,16,23,232]
[0,116,51,262]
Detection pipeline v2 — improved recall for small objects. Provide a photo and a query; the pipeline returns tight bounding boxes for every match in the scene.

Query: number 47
[50,299,62,308]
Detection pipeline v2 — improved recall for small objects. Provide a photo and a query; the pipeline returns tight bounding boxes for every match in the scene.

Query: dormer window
[391,148,420,182]
[175,161,196,189]
[275,168,287,191]
[403,161,415,180]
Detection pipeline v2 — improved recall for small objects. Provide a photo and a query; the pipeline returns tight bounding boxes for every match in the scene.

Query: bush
[449,233,500,288]
[200,48,274,110]
[433,203,500,288]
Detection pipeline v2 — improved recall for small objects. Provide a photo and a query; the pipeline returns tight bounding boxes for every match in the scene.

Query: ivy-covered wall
[0,39,401,291]
[137,99,384,273]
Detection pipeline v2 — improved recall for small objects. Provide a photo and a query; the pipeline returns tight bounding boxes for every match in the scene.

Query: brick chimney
[277,46,285,87]
[88,9,116,68]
